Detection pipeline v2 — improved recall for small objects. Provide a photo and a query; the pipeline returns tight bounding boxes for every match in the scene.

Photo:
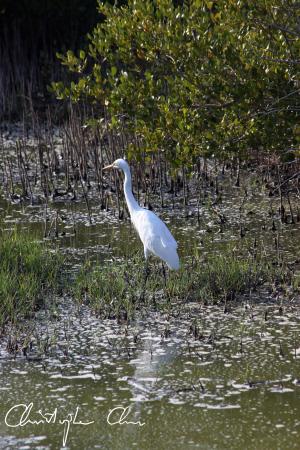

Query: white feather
[132,210,179,270]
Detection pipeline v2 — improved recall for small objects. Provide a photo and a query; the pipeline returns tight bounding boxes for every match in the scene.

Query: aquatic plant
[0,230,64,325]
[73,245,286,320]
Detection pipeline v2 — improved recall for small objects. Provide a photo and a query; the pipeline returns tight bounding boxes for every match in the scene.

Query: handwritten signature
[5,403,145,447]
[107,406,145,427]
[5,403,94,447]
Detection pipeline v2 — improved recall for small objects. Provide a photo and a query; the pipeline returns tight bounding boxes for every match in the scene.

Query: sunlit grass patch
[194,252,270,302]
[73,245,287,320]
[73,255,148,320]
[0,229,64,325]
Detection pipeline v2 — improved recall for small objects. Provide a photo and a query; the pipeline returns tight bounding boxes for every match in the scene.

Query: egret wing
[132,210,177,249]
[131,209,179,269]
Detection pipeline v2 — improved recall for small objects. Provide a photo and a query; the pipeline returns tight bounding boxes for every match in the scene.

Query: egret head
[103,158,128,172]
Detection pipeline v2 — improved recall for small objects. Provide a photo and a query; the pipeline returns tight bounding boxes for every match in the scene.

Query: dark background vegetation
[0,0,100,119]
[0,0,203,120]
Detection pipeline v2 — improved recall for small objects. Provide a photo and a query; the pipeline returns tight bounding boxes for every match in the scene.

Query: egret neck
[123,164,140,216]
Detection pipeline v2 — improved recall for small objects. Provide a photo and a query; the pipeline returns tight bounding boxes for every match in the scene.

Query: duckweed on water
[73,246,290,319]
[0,230,64,325]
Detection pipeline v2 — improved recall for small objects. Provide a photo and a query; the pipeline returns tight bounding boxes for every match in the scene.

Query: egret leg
[143,247,151,281]
[140,248,150,302]
[161,261,167,286]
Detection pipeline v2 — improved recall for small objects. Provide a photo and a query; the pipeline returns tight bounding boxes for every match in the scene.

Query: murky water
[0,297,300,449]
[0,178,300,449]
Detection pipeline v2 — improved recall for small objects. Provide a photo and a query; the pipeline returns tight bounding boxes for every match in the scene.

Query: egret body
[103,159,180,270]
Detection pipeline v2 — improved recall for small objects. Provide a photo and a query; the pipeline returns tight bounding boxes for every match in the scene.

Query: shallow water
[0,179,300,449]
[0,298,300,449]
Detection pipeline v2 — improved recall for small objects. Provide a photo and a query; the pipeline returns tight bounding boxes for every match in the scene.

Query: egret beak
[103,164,114,171]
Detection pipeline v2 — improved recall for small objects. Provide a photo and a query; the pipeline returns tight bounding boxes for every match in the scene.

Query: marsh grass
[73,246,288,320]
[0,230,64,325]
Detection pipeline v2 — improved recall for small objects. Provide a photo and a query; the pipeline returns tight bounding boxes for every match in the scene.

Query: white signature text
[5,402,94,447]
[107,406,145,427]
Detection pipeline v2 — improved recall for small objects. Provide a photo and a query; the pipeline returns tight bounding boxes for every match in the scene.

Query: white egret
[103,159,180,270]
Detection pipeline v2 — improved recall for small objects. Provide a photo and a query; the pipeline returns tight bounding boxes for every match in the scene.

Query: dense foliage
[53,0,299,165]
